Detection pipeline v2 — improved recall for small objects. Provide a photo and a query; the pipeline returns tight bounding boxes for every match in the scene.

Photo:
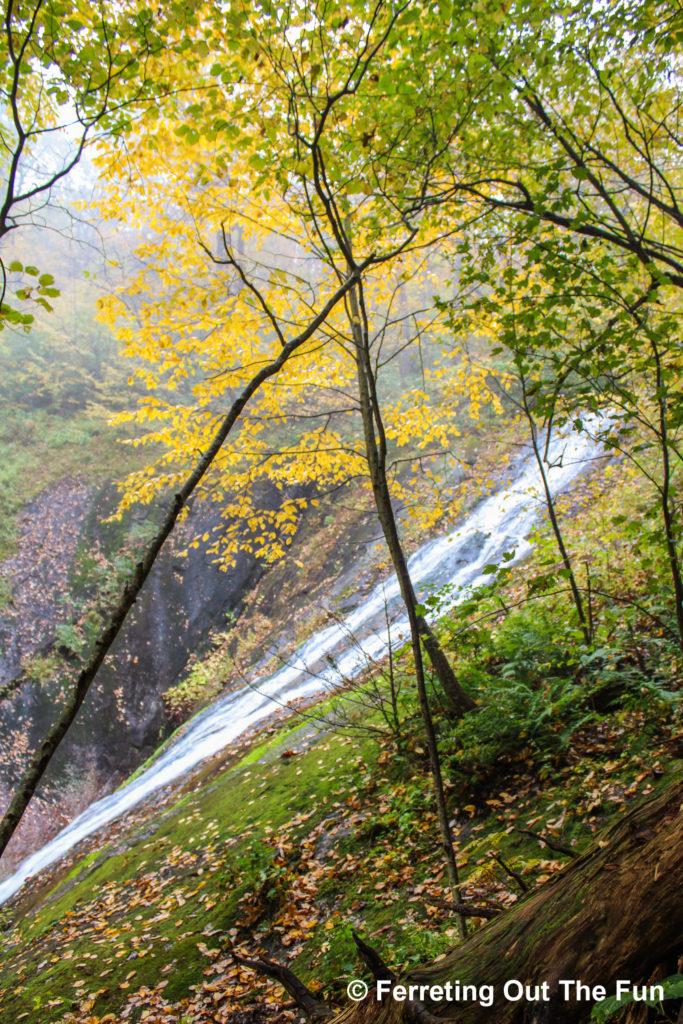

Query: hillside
[0,579,679,1023]
[1,4,682,1023]
[0,449,681,1023]
[0,234,681,1024]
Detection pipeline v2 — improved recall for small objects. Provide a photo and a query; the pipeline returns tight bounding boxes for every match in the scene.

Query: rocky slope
[0,479,269,871]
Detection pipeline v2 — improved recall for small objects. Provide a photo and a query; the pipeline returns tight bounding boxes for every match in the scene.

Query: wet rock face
[93,499,265,775]
[0,480,269,793]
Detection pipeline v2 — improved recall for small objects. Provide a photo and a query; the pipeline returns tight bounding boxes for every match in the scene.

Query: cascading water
[0,425,600,906]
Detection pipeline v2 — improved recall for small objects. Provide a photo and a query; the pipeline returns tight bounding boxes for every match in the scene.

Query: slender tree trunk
[383,600,403,753]
[420,622,475,714]
[0,273,360,859]
[520,382,590,645]
[348,279,473,715]
[347,277,468,938]
[650,336,683,649]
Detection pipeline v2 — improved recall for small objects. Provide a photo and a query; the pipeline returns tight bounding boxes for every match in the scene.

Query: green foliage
[22,653,62,687]
[591,975,683,1023]
[163,655,226,719]
[439,597,678,790]
[444,609,589,771]
[54,622,87,659]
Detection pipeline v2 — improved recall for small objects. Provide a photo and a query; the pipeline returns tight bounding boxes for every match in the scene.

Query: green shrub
[440,602,676,788]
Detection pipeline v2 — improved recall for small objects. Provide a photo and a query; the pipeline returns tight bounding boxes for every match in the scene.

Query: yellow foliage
[92,8,489,565]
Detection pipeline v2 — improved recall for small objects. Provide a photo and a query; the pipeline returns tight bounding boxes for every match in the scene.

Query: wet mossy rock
[330,776,683,1024]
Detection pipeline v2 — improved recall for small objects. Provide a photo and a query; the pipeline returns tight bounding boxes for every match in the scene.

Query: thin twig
[490,851,529,893]
[517,828,577,859]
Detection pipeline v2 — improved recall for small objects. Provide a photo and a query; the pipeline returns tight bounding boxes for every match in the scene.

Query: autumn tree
[91,0,497,926]
[96,0,481,700]
[0,0,370,856]
[431,0,683,645]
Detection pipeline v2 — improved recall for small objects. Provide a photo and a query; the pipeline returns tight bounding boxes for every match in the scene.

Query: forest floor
[0,404,680,1024]
[0,656,678,1024]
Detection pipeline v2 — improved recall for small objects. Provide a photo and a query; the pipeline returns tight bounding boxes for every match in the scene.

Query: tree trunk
[346,278,474,717]
[329,775,683,1024]
[346,275,468,935]
[0,272,361,859]
[520,379,590,646]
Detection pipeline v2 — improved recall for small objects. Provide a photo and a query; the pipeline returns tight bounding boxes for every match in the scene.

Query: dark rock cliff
[0,479,272,800]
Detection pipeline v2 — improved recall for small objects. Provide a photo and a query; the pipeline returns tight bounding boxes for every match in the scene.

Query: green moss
[0,614,678,1024]
[0,707,385,1022]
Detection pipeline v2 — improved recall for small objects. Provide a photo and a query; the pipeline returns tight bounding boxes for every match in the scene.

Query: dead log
[328,775,683,1024]
[423,897,501,920]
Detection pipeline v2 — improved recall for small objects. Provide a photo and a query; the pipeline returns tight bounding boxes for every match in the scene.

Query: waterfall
[0,424,600,906]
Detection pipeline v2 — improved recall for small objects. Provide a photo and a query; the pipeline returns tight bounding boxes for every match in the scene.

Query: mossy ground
[0,668,677,1024]
[0,408,680,1024]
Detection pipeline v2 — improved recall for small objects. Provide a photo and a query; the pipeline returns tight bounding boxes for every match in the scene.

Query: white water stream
[0,426,600,906]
